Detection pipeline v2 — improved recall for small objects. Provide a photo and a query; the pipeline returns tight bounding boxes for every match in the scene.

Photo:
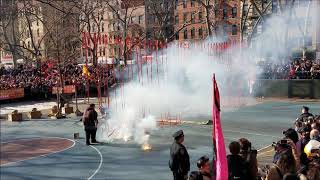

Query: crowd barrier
[254,79,320,99]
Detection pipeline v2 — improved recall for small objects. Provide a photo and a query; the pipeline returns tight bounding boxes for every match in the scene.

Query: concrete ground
[0,99,319,180]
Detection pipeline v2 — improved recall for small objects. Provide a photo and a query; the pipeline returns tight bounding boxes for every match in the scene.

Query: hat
[304,140,320,157]
[173,130,184,139]
[197,155,210,168]
[302,106,309,111]
[298,127,309,133]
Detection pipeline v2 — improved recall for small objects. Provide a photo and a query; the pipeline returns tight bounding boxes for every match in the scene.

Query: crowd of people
[0,63,116,99]
[170,106,320,180]
[258,58,320,79]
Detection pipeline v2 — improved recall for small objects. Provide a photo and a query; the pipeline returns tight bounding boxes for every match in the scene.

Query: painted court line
[74,140,104,180]
[2,137,104,180]
[1,137,76,167]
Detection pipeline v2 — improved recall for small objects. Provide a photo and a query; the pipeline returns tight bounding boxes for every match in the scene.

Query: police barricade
[0,88,24,100]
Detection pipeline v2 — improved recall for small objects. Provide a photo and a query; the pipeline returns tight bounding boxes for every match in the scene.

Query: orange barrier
[52,85,76,94]
[0,88,24,100]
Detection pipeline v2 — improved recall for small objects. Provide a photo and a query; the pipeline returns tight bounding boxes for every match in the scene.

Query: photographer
[238,138,258,180]
[189,156,211,180]
[266,149,297,180]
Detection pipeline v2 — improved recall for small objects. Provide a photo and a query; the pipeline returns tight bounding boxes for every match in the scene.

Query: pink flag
[212,74,228,180]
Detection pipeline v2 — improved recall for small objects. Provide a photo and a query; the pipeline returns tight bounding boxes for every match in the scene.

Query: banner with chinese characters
[0,88,24,100]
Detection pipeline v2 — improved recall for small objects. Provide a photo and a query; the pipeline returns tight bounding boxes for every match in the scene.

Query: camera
[272,139,291,152]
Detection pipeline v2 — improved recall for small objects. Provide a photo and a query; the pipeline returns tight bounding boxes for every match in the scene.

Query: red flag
[212,74,228,180]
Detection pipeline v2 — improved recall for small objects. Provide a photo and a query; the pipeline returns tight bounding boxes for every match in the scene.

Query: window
[183,0,187,8]
[160,3,163,8]
[272,1,278,13]
[232,7,237,18]
[138,15,143,24]
[223,25,228,35]
[191,0,195,7]
[191,12,195,23]
[243,4,248,12]
[101,23,104,32]
[223,8,228,19]
[232,25,237,35]
[199,28,203,38]
[99,48,102,56]
[175,33,179,40]
[183,13,188,22]
[103,48,106,56]
[191,28,195,38]
[36,20,39,26]
[175,15,179,25]
[199,11,203,22]
[27,41,30,48]
[92,24,95,32]
[131,17,134,23]
[37,29,40,37]
[184,29,188,39]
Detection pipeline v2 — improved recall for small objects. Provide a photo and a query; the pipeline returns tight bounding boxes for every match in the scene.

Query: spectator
[189,156,211,180]
[297,106,314,122]
[227,141,248,180]
[309,129,320,141]
[238,138,258,180]
[266,150,297,180]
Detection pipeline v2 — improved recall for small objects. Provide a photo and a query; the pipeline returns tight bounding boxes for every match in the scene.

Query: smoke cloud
[97,2,319,144]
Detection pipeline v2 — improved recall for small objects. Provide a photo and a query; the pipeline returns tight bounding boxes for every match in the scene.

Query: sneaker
[86,142,91,145]
[91,140,100,143]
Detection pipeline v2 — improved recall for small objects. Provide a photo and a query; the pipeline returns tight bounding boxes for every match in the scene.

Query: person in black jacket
[169,130,190,180]
[83,104,98,145]
[297,106,314,122]
[227,141,248,180]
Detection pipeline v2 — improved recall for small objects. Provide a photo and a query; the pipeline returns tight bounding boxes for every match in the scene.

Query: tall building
[174,0,210,42]
[214,0,242,42]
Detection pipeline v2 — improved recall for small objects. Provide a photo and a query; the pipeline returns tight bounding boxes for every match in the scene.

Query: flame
[142,143,152,151]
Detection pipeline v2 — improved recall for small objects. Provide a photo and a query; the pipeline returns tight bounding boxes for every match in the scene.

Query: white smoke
[97,2,319,144]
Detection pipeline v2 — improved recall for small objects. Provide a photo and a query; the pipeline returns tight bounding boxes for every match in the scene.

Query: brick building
[174,0,210,42]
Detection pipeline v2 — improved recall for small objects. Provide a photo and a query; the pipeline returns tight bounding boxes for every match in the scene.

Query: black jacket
[298,112,314,122]
[169,142,190,175]
[227,154,248,180]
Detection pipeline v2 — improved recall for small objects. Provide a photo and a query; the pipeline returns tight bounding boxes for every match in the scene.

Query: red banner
[52,85,75,94]
[0,88,24,100]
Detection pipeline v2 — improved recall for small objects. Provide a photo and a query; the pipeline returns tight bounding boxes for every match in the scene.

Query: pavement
[0,99,320,179]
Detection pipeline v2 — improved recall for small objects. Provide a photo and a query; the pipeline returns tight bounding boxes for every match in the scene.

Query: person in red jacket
[83,104,99,145]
